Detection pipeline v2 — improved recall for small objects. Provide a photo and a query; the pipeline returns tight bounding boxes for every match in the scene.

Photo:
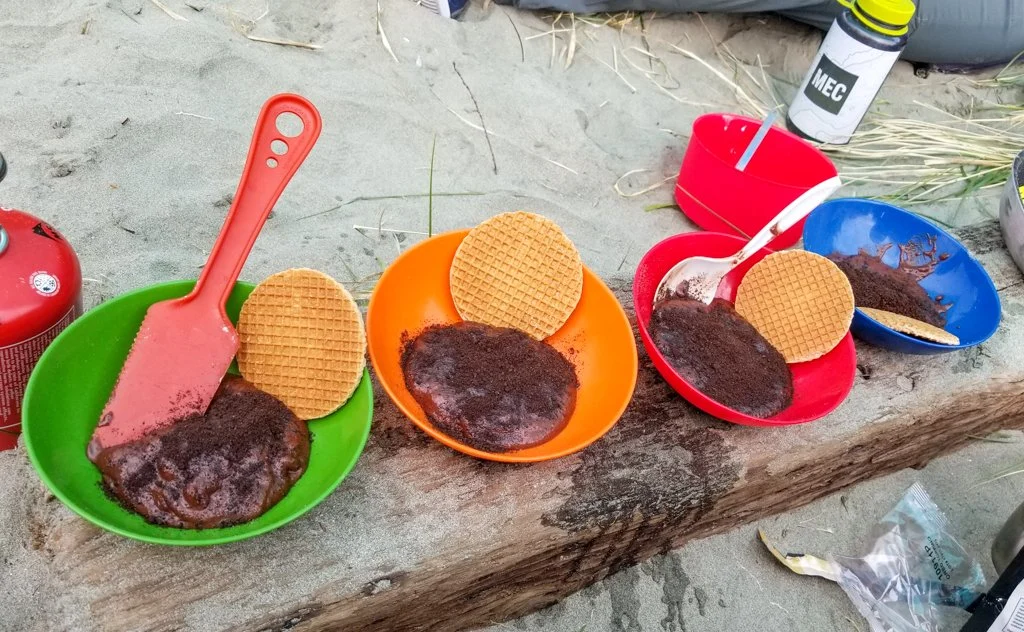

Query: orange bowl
[366,230,638,463]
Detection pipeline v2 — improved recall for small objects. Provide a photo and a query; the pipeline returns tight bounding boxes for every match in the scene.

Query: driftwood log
[2,221,1023,632]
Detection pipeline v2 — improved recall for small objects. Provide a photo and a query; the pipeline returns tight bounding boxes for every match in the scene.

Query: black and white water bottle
[787,0,916,145]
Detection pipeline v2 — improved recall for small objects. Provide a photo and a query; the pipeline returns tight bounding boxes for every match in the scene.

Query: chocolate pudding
[92,376,309,529]
[650,296,793,418]
[401,321,578,453]
[828,238,949,327]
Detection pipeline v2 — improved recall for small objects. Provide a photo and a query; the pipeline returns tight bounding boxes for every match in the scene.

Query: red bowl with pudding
[633,231,856,426]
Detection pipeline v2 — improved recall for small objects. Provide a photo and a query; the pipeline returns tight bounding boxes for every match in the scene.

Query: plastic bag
[760,483,986,632]
[835,483,986,632]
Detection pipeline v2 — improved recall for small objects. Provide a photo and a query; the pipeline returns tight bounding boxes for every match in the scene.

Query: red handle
[190,94,322,308]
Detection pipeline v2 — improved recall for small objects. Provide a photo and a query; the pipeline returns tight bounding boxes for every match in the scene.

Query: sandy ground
[1,1,1021,630]
[0,0,1009,312]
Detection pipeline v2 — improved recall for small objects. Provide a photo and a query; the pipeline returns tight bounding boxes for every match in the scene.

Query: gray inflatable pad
[494,0,1024,67]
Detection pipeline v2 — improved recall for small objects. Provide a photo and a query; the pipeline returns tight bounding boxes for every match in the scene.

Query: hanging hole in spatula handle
[235,95,321,210]
[192,94,323,308]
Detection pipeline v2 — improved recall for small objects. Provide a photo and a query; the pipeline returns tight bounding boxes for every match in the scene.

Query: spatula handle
[191,94,323,309]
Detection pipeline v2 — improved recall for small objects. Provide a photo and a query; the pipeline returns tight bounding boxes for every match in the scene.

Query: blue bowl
[803,198,1001,354]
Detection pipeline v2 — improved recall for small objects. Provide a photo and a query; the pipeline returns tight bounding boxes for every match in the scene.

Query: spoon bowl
[655,176,842,304]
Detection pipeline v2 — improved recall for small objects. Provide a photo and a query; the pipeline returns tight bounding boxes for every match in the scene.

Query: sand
[0,1,1019,630]
[0,0,1007,314]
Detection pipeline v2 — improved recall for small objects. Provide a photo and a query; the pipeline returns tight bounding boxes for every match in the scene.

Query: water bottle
[786,0,916,145]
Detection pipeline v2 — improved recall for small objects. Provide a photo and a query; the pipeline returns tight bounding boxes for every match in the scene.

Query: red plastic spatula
[88,94,322,459]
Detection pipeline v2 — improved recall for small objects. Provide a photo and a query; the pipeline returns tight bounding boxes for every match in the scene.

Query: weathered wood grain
[2,221,1022,632]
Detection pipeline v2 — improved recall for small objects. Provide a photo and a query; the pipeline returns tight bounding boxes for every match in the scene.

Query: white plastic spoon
[653,175,843,305]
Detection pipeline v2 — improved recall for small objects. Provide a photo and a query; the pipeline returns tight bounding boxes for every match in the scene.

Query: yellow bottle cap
[838,0,916,36]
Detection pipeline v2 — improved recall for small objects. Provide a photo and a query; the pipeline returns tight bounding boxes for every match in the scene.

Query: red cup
[675,113,837,250]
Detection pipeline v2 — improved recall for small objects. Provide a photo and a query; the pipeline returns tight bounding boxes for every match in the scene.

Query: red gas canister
[0,157,82,450]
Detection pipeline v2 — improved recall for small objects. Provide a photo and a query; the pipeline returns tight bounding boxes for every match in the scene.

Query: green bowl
[22,280,373,546]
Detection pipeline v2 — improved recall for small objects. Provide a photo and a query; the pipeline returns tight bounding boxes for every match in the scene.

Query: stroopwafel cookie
[450,211,583,340]
[237,268,366,420]
[734,251,854,363]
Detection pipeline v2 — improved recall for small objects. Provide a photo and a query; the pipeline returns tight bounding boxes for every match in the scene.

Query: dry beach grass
[532,10,1024,210]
